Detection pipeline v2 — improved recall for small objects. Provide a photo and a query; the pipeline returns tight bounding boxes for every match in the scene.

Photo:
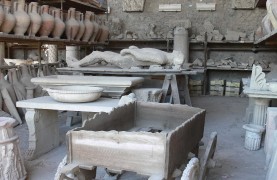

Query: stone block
[210,79,225,86]
[225,30,240,41]
[232,0,256,9]
[196,3,216,11]
[226,80,241,88]
[123,0,145,12]
[159,4,181,12]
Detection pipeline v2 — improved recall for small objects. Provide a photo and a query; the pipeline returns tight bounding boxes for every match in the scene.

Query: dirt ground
[14,96,267,180]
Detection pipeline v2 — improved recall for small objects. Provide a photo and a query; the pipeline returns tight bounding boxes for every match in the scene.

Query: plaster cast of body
[66,46,185,69]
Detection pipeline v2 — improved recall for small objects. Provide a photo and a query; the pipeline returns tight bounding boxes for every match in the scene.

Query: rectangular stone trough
[62,102,206,179]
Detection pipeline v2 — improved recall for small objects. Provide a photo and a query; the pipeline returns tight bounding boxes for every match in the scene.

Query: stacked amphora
[13,1,30,36]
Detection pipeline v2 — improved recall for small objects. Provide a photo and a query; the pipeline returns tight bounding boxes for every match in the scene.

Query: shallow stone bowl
[268,82,277,93]
[46,86,103,103]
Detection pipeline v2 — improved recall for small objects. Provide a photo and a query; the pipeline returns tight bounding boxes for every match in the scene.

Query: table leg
[252,98,271,126]
[25,109,59,160]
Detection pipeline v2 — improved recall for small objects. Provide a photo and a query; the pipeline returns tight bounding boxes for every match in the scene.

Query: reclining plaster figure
[66,46,185,69]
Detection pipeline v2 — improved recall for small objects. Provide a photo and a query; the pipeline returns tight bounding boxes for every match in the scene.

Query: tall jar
[81,11,94,42]
[0,1,15,34]
[51,9,65,39]
[98,20,109,43]
[38,5,55,38]
[13,1,30,36]
[94,18,103,42]
[75,11,85,41]
[89,13,99,43]
[0,2,4,28]
[27,2,42,36]
[65,8,79,40]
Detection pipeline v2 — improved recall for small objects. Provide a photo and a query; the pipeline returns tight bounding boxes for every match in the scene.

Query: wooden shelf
[0,33,107,46]
[27,0,107,13]
[254,29,277,45]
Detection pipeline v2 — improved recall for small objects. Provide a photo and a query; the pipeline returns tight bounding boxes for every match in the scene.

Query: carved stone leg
[252,98,271,126]
[25,109,59,160]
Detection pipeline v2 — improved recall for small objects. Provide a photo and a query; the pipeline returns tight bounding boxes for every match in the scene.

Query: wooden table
[16,96,119,160]
[57,67,204,106]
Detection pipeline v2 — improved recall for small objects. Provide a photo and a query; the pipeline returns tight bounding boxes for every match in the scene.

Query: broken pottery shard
[122,0,145,12]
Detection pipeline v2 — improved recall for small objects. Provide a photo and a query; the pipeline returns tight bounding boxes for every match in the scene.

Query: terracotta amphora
[38,5,55,38]
[98,20,109,43]
[51,9,65,39]
[65,8,79,40]
[94,18,103,42]
[0,2,5,28]
[89,13,100,43]
[13,1,30,36]
[0,1,15,34]
[81,11,94,42]
[75,11,85,41]
[27,2,42,37]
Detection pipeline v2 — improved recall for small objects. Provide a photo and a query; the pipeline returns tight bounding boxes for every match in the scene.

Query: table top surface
[57,66,203,75]
[16,96,120,112]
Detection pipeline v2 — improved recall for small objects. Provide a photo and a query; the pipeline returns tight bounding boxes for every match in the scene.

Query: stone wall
[107,0,266,40]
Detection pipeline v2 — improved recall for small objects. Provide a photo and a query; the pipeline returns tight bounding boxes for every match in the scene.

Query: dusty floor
[14,96,267,180]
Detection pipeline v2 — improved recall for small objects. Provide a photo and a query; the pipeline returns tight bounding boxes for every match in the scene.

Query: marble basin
[31,75,144,98]
[46,86,103,103]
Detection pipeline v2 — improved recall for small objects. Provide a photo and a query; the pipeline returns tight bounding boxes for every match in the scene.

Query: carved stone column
[0,117,26,179]
[174,27,189,64]
[252,98,271,126]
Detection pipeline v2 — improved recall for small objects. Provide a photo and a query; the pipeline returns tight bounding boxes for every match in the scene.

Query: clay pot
[0,1,15,34]
[94,18,103,42]
[65,8,79,40]
[27,2,42,37]
[82,11,94,42]
[13,1,30,36]
[98,20,109,43]
[51,9,65,39]
[38,5,55,38]
[89,13,99,43]
[0,3,5,28]
[75,11,85,41]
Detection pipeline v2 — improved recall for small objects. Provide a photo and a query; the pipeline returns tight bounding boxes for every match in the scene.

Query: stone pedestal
[48,45,58,63]
[265,108,277,166]
[243,124,265,151]
[252,98,271,126]
[0,117,26,179]
[66,46,80,60]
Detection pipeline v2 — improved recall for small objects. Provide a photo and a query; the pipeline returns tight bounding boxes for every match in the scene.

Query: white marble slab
[16,96,119,113]
[244,87,277,99]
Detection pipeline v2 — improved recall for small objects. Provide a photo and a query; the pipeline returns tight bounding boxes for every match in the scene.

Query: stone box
[62,102,206,179]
